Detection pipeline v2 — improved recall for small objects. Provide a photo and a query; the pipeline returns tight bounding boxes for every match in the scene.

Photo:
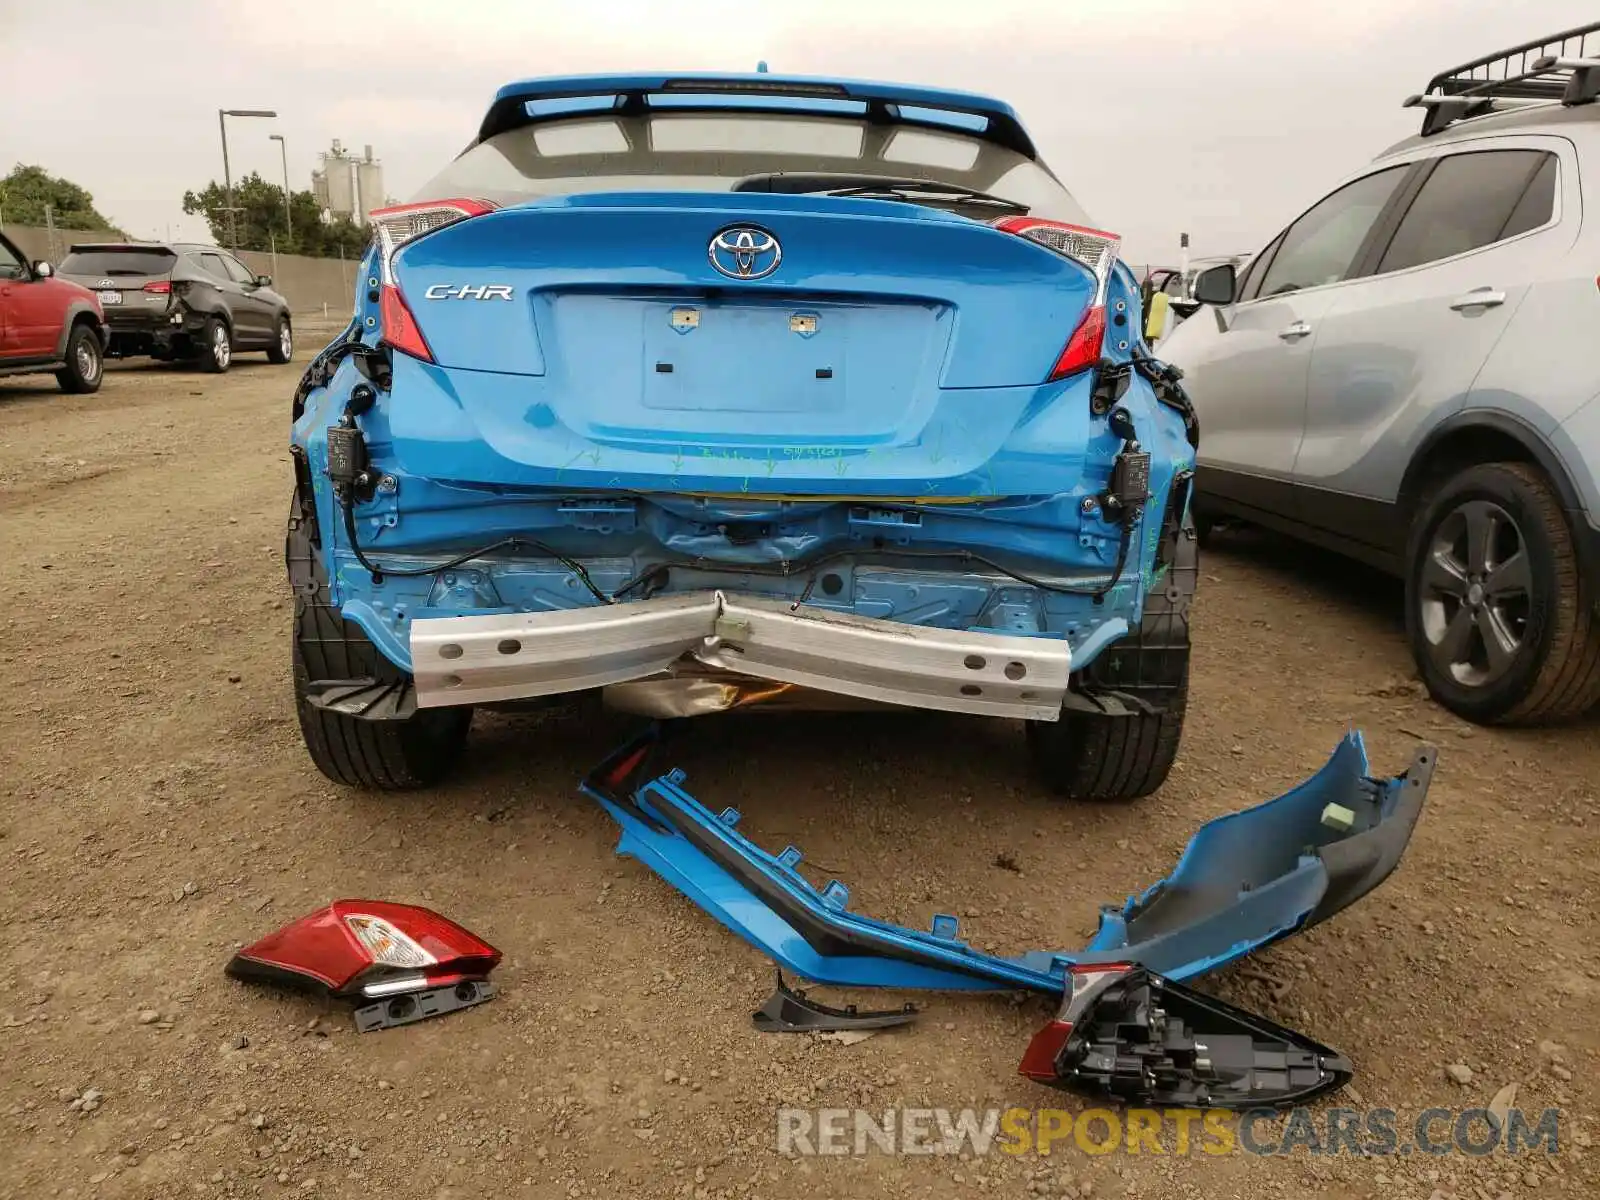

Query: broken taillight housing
[225,899,501,999]
[992,217,1121,380]
[1020,963,1353,1110]
[368,197,498,362]
[1017,962,1134,1082]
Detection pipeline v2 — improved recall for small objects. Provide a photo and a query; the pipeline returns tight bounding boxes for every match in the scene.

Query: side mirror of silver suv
[1192,263,1235,306]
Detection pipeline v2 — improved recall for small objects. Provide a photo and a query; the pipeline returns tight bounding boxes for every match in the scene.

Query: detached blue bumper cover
[580,729,1434,994]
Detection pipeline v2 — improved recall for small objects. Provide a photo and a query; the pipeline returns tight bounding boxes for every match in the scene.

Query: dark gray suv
[56,242,293,372]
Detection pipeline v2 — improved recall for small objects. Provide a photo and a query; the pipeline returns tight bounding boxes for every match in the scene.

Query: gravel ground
[1,336,1596,1199]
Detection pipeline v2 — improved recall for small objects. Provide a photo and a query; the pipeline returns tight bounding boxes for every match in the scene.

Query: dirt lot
[1,339,1596,1200]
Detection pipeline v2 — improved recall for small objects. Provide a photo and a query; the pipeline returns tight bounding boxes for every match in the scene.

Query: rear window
[1377,150,1556,274]
[883,128,981,172]
[414,111,1088,223]
[59,247,176,277]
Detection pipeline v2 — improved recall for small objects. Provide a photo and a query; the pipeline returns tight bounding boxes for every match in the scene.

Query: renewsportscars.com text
[775,1106,1562,1158]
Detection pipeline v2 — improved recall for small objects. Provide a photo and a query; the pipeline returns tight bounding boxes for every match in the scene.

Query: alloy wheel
[214,324,231,369]
[75,338,100,383]
[1417,499,1532,688]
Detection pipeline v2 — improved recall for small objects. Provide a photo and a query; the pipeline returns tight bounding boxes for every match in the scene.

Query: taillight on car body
[368,198,498,362]
[991,217,1122,380]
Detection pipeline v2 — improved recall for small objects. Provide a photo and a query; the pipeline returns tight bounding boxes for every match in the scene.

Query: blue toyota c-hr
[287,71,1200,800]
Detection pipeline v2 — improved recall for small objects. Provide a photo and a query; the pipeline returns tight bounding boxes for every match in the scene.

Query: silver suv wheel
[1405,461,1600,725]
[1417,499,1529,688]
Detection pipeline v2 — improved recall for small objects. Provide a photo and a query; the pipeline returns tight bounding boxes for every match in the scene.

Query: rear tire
[267,316,293,364]
[55,324,103,394]
[200,317,232,373]
[1405,461,1600,725]
[1027,518,1195,801]
[288,483,472,789]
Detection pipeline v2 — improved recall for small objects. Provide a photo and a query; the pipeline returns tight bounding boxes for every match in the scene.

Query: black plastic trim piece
[301,678,420,721]
[1348,159,1439,280]
[1404,409,1584,515]
[1193,467,1402,573]
[0,359,68,376]
[751,972,918,1033]
[1307,744,1434,928]
[353,980,497,1033]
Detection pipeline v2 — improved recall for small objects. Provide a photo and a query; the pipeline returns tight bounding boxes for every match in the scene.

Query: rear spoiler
[477,72,1039,160]
[65,243,177,255]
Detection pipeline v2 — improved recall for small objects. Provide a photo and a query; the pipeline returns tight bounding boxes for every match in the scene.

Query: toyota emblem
[708,226,781,280]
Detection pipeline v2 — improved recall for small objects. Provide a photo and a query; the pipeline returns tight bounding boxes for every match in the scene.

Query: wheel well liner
[1400,411,1581,520]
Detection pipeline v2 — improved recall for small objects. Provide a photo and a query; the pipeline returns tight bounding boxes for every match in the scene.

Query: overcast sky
[1,0,1593,261]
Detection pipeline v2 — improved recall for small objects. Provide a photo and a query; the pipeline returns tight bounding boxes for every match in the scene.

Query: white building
[312,139,383,222]
[355,146,385,223]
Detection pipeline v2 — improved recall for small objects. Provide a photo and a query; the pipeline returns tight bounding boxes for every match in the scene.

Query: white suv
[1162,24,1600,726]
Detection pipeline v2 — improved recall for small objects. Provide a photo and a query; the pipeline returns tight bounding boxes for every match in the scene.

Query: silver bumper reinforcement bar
[408,591,1071,721]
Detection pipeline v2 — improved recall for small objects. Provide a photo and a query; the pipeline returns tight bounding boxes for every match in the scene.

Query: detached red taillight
[142,280,171,294]
[368,197,498,362]
[224,899,501,999]
[1018,1016,1078,1082]
[1018,963,1134,1083]
[991,217,1122,381]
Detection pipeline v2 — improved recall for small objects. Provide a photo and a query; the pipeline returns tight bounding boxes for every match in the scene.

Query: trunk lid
[387,193,1095,495]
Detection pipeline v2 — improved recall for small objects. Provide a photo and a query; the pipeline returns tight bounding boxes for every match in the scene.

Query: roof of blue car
[478,72,1037,159]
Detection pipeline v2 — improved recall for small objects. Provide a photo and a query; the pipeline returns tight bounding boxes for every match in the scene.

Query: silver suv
[1162,23,1600,726]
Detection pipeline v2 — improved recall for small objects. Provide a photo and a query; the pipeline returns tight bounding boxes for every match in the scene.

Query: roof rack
[1404,22,1600,135]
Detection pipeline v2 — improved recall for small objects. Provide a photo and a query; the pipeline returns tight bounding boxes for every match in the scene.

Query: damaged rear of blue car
[288,73,1199,798]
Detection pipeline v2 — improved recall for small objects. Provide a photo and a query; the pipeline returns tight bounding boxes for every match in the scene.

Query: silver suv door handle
[1278,321,1312,340]
[1449,288,1506,311]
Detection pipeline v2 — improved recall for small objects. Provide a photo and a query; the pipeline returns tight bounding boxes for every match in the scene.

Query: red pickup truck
[0,230,107,393]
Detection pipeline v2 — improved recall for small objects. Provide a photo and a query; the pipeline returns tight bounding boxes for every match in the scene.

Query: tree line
[3,163,371,258]
[181,172,371,256]
[0,164,120,231]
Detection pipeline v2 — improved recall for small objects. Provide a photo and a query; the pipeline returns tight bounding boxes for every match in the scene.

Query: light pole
[268,133,292,243]
[217,108,277,250]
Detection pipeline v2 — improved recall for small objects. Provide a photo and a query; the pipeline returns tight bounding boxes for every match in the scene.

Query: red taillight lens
[368,197,498,360]
[1018,963,1134,1083]
[225,899,502,998]
[991,217,1122,381]
[1050,306,1107,381]
[1018,1018,1076,1082]
[380,284,433,362]
[142,280,171,294]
